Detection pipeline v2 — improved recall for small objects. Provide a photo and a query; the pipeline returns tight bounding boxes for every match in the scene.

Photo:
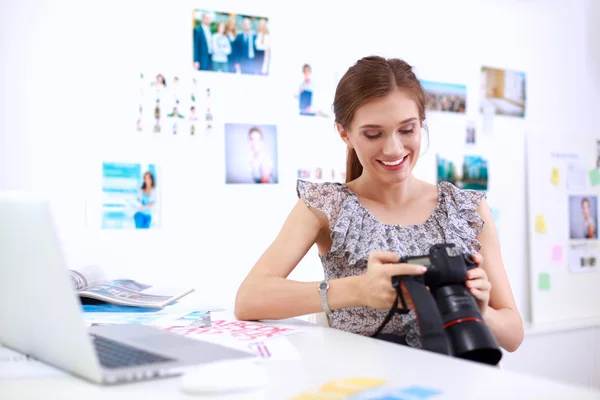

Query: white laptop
[0,192,255,384]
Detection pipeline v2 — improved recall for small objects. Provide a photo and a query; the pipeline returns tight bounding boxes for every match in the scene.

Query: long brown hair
[333,56,427,183]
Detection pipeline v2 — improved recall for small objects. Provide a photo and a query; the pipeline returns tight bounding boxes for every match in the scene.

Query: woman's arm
[476,198,524,352]
[234,199,363,321]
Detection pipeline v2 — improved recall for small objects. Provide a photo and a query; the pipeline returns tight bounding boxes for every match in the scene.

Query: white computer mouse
[180,359,269,396]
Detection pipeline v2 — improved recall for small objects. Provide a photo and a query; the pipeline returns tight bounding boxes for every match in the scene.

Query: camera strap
[372,276,451,357]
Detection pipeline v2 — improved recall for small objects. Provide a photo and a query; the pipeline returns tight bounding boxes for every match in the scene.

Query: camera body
[392,243,502,365]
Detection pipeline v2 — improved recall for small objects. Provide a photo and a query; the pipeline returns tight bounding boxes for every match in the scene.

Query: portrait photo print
[101,162,160,229]
[193,10,270,76]
[225,123,278,184]
[568,195,598,240]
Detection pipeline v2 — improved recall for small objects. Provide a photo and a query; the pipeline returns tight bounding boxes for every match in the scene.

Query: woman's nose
[383,135,404,155]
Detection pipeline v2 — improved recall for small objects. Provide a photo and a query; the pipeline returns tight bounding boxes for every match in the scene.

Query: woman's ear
[336,123,352,148]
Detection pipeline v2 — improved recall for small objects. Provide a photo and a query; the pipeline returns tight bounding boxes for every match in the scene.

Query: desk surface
[1,310,600,400]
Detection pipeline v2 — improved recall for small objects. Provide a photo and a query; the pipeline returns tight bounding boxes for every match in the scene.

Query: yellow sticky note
[535,215,547,233]
[551,167,560,185]
[320,378,386,395]
[290,378,386,399]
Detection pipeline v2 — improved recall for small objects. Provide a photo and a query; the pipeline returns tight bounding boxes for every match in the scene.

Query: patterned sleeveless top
[296,179,486,348]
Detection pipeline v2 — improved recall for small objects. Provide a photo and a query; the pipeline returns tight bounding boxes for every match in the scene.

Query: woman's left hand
[466,253,491,318]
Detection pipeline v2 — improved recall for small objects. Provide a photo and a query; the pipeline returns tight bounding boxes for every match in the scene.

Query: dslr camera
[374,243,502,366]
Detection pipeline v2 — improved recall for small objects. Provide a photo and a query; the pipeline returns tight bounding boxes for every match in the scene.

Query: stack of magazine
[69,265,194,309]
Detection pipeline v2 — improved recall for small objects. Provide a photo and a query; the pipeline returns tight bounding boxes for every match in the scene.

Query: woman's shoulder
[437,180,487,210]
[296,179,347,201]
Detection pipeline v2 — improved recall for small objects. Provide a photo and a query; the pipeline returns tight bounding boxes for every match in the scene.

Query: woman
[247,127,273,184]
[234,56,524,353]
[211,21,232,72]
[582,198,596,239]
[134,171,156,229]
[254,18,270,75]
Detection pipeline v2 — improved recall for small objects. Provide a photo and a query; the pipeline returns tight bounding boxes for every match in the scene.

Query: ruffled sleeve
[437,181,487,253]
[296,179,346,232]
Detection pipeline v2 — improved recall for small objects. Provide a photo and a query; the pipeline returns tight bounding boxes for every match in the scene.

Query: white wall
[1,0,599,391]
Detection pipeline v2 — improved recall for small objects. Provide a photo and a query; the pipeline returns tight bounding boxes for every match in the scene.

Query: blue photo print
[101,162,160,229]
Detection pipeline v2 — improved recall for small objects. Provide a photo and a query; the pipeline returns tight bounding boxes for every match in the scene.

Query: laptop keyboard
[91,335,175,369]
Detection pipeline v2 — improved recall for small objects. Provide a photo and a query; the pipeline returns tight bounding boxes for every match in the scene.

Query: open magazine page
[78,280,194,308]
[69,265,106,291]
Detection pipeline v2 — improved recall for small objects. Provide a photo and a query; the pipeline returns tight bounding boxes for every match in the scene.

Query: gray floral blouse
[296,179,486,348]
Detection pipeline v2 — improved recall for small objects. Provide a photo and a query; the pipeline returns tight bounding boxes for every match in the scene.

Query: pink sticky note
[551,245,563,262]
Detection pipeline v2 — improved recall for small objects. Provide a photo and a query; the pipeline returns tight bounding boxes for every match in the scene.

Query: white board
[526,131,600,325]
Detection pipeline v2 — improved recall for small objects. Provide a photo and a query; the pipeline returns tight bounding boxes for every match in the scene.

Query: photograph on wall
[480,66,526,117]
[567,242,599,274]
[137,73,215,136]
[297,166,345,183]
[568,195,598,240]
[101,162,160,229]
[465,121,476,145]
[295,63,331,118]
[420,80,466,113]
[225,123,278,184]
[436,153,488,191]
[193,10,270,76]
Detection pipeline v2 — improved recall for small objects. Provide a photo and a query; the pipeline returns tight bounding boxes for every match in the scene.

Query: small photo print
[101,162,160,229]
[480,66,526,117]
[193,10,270,76]
[297,167,345,183]
[568,243,599,273]
[420,80,466,113]
[568,195,598,239]
[225,123,278,184]
[296,63,331,118]
[437,154,488,191]
[466,121,476,145]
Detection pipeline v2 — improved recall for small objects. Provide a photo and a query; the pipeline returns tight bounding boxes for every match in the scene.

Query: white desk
[1,310,600,400]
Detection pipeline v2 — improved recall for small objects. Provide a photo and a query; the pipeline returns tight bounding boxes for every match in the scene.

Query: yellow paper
[551,167,560,185]
[290,378,386,399]
[535,215,547,233]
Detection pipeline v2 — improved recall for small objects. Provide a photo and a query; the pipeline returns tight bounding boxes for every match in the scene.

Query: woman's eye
[364,132,382,140]
[399,124,414,134]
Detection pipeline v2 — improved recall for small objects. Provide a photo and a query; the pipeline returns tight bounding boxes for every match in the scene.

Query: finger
[469,288,489,301]
[471,253,483,265]
[467,267,487,280]
[467,279,491,291]
[385,263,428,277]
[368,251,400,264]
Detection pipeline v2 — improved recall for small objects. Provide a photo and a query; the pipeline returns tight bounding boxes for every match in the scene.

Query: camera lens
[432,285,502,365]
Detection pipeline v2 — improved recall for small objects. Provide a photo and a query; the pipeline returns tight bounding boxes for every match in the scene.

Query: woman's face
[248,131,264,154]
[144,173,153,187]
[583,200,591,218]
[339,90,421,185]
[217,22,225,34]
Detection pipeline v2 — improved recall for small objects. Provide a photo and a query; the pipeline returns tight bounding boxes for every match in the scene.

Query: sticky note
[538,273,551,291]
[292,378,386,399]
[589,169,600,186]
[535,215,547,233]
[551,167,560,185]
[319,378,386,395]
[551,245,563,262]
[348,385,442,400]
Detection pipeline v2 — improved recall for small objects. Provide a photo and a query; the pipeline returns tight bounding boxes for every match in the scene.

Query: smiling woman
[234,56,524,354]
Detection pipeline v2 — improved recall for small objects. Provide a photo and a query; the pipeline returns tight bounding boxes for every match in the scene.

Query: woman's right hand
[357,251,428,310]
